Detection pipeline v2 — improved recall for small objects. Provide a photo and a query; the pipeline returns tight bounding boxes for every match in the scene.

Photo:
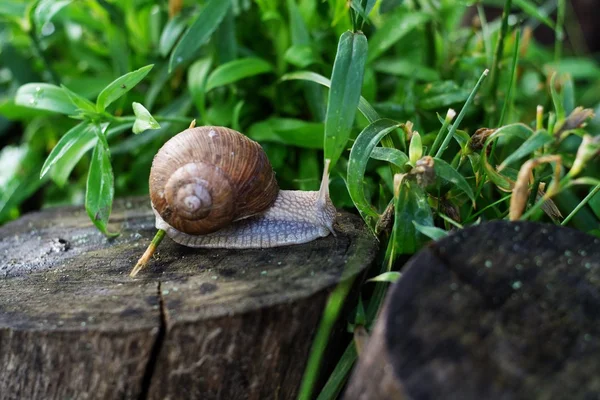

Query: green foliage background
[1,0,600,398]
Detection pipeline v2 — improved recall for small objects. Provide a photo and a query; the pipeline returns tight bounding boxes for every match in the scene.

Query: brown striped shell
[149,126,279,235]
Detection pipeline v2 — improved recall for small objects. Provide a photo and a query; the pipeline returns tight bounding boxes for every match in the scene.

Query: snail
[130,121,337,277]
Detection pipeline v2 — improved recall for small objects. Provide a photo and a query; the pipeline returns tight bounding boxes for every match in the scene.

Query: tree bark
[0,196,378,400]
[344,220,600,400]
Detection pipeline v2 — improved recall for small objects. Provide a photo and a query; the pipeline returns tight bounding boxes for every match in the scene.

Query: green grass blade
[413,221,448,240]
[158,15,188,57]
[512,0,555,30]
[367,8,429,62]
[280,71,380,123]
[550,72,566,123]
[433,157,475,205]
[348,119,403,225]
[325,30,368,169]
[85,124,118,238]
[96,64,154,112]
[393,179,434,254]
[498,130,554,171]
[33,0,72,35]
[168,0,231,72]
[498,29,521,126]
[370,147,409,168]
[315,343,357,400]
[205,58,273,92]
[435,69,489,159]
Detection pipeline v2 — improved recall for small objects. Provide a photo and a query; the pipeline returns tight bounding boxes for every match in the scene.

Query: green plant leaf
[33,0,71,35]
[370,147,409,168]
[550,72,566,124]
[15,83,77,115]
[413,221,448,240]
[367,271,401,283]
[159,14,188,57]
[367,9,429,62]
[49,123,132,187]
[433,157,475,204]
[373,59,439,81]
[315,343,357,400]
[0,1,26,17]
[393,180,434,254]
[61,84,96,112]
[96,64,154,112]
[187,57,213,117]
[284,45,319,68]
[132,102,160,134]
[325,31,368,169]
[348,119,402,225]
[85,124,118,238]
[247,118,324,149]
[280,71,379,123]
[498,130,554,171]
[169,0,231,72]
[205,58,273,92]
[513,0,555,29]
[39,123,97,180]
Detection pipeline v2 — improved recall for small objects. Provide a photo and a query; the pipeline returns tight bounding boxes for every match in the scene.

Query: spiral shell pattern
[149,126,279,235]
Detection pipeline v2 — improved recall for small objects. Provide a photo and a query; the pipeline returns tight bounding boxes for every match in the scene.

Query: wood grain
[344,220,600,400]
[0,197,378,400]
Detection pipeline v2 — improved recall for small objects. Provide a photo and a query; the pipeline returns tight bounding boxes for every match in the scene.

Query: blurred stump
[0,196,377,400]
[344,220,600,400]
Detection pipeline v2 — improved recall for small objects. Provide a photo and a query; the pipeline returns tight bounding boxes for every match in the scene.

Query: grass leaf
[498,130,554,170]
[168,0,231,72]
[325,31,368,168]
[367,271,401,283]
[367,9,429,62]
[205,58,273,92]
[33,0,71,35]
[433,157,476,204]
[413,221,448,240]
[280,71,380,123]
[370,147,409,168]
[348,119,402,225]
[392,179,434,254]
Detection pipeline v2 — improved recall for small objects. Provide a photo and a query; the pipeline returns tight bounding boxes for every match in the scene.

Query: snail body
[149,125,337,249]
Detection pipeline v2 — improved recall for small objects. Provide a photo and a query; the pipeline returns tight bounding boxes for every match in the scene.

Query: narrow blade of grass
[280,71,380,123]
[168,0,231,72]
[324,30,368,169]
[347,119,403,228]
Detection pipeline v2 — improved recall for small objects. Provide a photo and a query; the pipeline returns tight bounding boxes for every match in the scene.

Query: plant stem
[487,0,513,127]
[561,183,600,226]
[429,109,456,156]
[130,229,166,277]
[498,29,521,126]
[29,31,60,85]
[554,0,565,62]
[435,69,489,159]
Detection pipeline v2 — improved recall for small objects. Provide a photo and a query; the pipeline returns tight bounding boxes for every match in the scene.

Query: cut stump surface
[0,197,377,400]
[344,220,600,400]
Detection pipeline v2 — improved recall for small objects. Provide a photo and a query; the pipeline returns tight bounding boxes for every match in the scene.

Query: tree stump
[344,220,600,400]
[0,197,378,400]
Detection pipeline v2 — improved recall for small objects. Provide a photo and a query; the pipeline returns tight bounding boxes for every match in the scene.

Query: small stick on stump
[344,220,600,400]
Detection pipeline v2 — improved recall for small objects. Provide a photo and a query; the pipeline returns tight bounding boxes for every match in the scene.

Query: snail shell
[149,126,279,235]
